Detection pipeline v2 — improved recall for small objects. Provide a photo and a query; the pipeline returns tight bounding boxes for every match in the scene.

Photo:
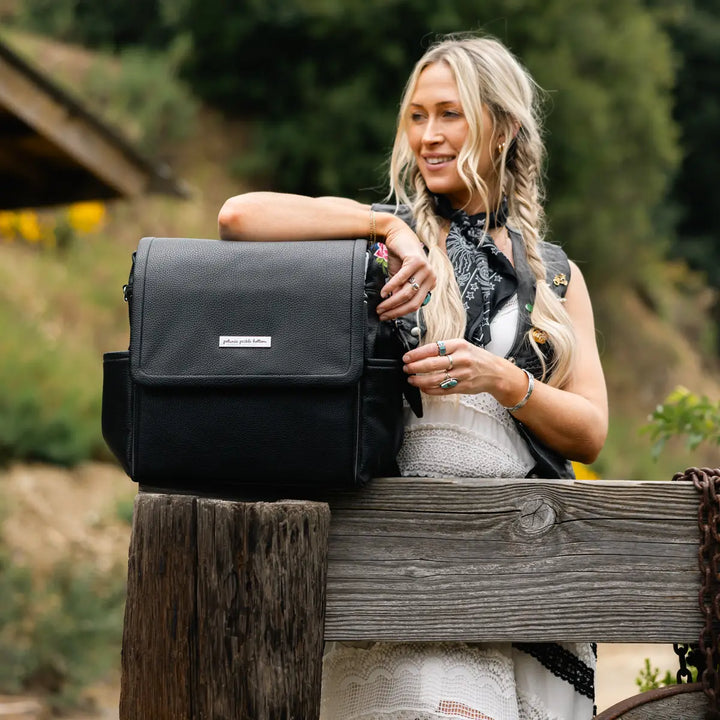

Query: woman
[219,34,607,720]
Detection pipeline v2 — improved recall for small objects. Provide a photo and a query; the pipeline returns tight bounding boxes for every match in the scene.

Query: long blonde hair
[389,35,575,387]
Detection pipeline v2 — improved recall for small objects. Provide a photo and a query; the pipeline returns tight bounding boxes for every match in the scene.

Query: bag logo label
[219,336,272,348]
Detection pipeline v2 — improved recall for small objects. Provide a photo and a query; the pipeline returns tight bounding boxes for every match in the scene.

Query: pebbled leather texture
[102,237,406,491]
[130,238,366,386]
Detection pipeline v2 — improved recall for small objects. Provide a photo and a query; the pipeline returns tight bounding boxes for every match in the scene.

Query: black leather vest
[505,227,574,479]
[373,203,575,479]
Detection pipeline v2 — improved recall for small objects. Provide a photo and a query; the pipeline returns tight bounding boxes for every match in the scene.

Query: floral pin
[371,242,389,277]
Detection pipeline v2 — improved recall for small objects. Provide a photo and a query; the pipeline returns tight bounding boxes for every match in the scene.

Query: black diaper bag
[101,236,420,492]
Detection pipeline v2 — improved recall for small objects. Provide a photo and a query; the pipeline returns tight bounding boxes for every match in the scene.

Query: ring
[437,340,447,356]
[440,377,459,389]
[411,281,420,291]
[446,354,454,371]
[422,292,432,306]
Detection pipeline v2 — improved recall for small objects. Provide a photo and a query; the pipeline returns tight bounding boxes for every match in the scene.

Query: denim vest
[374,204,574,479]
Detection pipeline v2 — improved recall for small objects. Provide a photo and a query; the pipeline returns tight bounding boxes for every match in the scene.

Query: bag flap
[129,237,367,387]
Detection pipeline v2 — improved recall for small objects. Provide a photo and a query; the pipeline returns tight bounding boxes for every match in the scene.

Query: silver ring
[408,276,416,284]
[437,340,447,356]
[446,355,453,371]
[411,282,420,291]
[440,377,458,389]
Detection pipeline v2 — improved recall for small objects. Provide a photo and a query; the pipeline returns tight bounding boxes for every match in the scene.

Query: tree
[11,0,683,296]
[655,0,720,345]
[12,0,182,50]
[180,0,679,292]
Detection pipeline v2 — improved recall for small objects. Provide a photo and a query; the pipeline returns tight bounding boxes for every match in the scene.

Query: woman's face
[407,62,497,212]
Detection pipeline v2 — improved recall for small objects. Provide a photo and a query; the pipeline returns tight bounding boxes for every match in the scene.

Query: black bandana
[436,195,518,347]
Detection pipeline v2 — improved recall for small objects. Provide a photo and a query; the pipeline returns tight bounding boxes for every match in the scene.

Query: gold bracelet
[369,209,377,245]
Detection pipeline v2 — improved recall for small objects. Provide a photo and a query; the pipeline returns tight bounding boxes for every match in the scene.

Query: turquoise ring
[437,340,447,356]
[440,377,458,389]
[422,292,432,307]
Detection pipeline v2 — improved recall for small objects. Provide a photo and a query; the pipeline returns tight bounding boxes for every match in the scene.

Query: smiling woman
[405,63,498,210]
[218,32,607,720]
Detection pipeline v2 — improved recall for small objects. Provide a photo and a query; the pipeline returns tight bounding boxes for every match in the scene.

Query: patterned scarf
[436,195,518,347]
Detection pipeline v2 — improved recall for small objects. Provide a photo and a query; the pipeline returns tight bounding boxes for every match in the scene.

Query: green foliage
[658,0,720,290]
[114,496,135,526]
[520,1,679,289]
[0,232,130,468]
[0,545,126,708]
[6,0,687,297]
[0,308,106,467]
[635,657,676,691]
[11,0,182,50]
[643,386,720,459]
[178,0,680,295]
[80,42,198,155]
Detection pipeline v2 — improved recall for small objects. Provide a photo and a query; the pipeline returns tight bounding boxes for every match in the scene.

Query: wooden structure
[0,38,187,209]
[120,477,709,719]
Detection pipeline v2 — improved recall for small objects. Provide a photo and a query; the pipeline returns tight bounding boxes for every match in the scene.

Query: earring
[496,141,506,155]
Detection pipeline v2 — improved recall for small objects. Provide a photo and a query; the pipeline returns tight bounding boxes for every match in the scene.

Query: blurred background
[0,0,718,716]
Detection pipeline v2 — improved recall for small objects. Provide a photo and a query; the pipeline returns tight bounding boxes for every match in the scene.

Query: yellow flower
[572,462,599,480]
[0,211,16,239]
[67,202,106,234]
[17,210,42,243]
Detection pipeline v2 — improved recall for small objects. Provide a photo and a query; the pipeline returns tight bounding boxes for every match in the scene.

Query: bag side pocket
[357,358,404,485]
[102,351,132,477]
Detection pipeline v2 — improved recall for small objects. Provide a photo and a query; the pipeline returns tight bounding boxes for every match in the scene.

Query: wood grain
[120,493,330,720]
[0,58,147,195]
[323,478,703,643]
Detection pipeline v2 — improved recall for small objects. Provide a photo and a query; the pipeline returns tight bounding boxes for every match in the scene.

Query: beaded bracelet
[504,368,534,412]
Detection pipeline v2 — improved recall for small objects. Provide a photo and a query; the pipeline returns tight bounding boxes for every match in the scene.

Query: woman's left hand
[402,338,505,397]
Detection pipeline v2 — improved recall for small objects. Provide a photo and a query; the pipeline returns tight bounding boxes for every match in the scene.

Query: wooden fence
[119,477,709,719]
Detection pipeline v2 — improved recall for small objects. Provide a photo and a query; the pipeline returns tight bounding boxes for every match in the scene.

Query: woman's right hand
[376,214,436,321]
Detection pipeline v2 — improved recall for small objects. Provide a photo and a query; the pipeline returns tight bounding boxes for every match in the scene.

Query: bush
[0,544,126,708]
[643,386,720,460]
[635,657,676,692]
[0,301,107,467]
[80,42,198,155]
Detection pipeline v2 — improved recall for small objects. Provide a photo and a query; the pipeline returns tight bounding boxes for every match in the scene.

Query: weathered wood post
[120,491,330,720]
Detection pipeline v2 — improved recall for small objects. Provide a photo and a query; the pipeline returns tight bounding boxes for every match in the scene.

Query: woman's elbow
[571,420,608,465]
[218,197,248,241]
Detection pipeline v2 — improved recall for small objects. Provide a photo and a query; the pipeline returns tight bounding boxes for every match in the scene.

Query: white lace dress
[319,296,596,720]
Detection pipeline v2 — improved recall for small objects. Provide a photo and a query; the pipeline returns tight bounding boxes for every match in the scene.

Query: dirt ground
[0,463,688,718]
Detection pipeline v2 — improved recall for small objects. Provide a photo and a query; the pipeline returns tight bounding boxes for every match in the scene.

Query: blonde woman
[219,34,607,720]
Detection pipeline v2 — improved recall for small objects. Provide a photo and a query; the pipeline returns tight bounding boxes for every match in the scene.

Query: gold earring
[497,141,506,155]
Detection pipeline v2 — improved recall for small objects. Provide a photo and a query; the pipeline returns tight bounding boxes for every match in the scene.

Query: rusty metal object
[673,467,720,719]
[594,682,705,719]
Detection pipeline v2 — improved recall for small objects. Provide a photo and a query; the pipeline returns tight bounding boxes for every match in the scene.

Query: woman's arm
[219,192,373,242]
[218,192,437,320]
[401,261,608,463]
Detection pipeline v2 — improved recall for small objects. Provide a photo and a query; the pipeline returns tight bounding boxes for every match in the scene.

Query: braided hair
[389,34,575,387]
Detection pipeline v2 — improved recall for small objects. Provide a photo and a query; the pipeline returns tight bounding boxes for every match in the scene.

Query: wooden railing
[119,477,707,719]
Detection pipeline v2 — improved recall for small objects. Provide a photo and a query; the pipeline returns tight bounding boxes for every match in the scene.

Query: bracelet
[504,368,534,412]
[369,209,377,245]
